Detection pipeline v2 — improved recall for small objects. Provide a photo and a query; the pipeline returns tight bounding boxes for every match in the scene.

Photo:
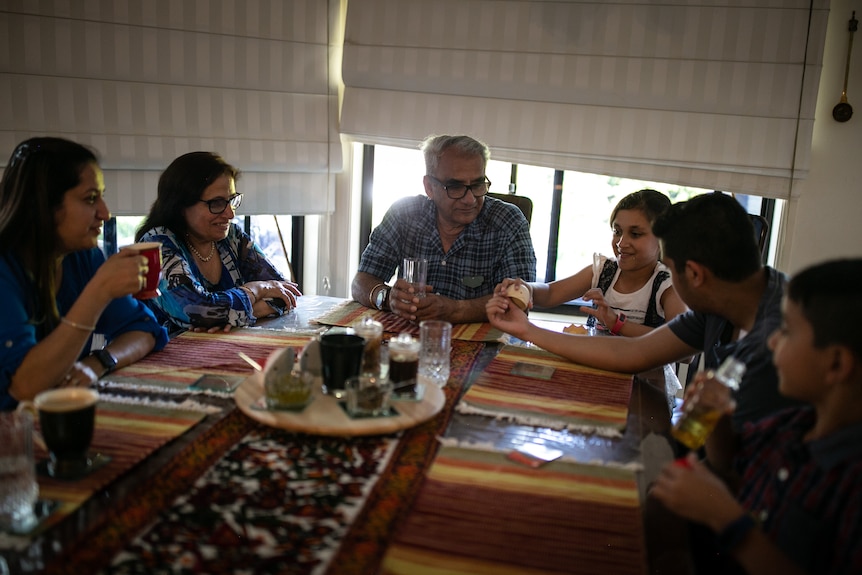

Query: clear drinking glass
[0,411,38,533]
[402,258,428,299]
[418,320,451,387]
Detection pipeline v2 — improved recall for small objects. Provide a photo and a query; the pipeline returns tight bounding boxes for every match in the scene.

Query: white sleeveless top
[590,256,672,325]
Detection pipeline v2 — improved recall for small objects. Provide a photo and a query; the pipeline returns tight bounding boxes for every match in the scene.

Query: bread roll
[506,284,530,311]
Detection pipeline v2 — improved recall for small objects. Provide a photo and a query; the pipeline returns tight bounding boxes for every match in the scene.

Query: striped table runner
[108,329,315,389]
[313,300,503,342]
[381,445,647,575]
[457,345,634,435]
[36,401,205,534]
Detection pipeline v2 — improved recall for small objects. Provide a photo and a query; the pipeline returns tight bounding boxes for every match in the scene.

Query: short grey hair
[420,135,490,175]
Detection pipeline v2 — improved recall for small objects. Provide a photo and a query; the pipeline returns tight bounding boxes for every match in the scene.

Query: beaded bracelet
[61,316,96,332]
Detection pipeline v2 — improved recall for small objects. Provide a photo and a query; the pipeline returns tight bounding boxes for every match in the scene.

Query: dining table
[0,295,692,575]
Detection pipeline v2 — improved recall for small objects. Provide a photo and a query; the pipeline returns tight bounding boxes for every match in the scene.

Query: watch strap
[90,348,118,377]
[610,312,627,336]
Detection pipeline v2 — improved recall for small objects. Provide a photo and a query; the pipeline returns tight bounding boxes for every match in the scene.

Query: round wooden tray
[235,371,445,436]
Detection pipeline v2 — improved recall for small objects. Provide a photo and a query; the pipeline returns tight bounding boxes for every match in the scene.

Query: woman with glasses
[0,137,168,409]
[136,152,301,334]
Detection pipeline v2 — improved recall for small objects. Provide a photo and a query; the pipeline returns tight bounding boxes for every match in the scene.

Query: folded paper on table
[32,402,205,536]
[106,330,315,391]
[313,300,503,342]
[456,345,634,436]
[380,445,646,575]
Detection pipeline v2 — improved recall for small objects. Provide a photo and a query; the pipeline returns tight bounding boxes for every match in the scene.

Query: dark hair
[787,259,862,360]
[653,192,761,281]
[0,137,99,326]
[610,189,671,227]
[420,135,490,175]
[136,151,239,241]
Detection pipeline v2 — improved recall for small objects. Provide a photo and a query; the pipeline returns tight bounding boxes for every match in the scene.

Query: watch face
[375,287,387,309]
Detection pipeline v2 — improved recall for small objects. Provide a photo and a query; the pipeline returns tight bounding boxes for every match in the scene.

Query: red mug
[123,242,162,300]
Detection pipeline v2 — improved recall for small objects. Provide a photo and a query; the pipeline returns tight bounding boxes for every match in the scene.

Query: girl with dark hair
[0,137,168,409]
[494,189,687,336]
[136,152,300,334]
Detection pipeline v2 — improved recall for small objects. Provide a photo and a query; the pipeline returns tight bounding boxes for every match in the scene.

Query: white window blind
[0,0,344,215]
[341,0,829,199]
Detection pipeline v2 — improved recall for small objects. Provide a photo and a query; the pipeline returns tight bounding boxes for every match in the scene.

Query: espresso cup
[122,242,162,300]
[23,388,99,479]
[388,332,420,393]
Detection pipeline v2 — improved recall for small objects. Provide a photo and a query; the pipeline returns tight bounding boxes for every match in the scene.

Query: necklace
[187,239,216,262]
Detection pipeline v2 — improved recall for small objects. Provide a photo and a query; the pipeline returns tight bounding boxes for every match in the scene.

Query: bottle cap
[715,356,746,390]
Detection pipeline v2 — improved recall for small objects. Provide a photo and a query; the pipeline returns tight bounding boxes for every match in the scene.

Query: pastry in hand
[505,283,531,310]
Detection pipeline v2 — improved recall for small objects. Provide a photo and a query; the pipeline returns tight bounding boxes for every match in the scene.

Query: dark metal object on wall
[833,11,857,122]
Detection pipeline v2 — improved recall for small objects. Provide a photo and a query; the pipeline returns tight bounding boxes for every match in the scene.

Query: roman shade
[0,0,343,215]
[341,0,830,199]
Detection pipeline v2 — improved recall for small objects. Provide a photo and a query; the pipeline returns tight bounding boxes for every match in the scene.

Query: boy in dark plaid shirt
[652,258,862,575]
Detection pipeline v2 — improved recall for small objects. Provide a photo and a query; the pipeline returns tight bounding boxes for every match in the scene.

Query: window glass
[116,216,144,247]
[371,147,426,228]
[248,215,294,281]
[555,176,711,280]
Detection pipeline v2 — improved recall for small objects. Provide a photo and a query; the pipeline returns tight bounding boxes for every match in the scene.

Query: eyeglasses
[198,193,243,214]
[427,175,491,200]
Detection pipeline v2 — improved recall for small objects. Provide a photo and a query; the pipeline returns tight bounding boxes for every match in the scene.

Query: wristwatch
[610,313,627,336]
[90,348,118,377]
[373,285,391,311]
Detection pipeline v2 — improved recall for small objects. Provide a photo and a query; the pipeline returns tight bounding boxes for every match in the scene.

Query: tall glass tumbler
[418,320,451,387]
[0,411,38,533]
[402,257,428,298]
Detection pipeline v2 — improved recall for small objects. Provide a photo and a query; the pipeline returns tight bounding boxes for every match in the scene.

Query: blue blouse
[138,224,286,334]
[0,249,169,410]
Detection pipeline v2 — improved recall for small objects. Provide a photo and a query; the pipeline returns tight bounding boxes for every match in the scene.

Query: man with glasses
[352,134,536,323]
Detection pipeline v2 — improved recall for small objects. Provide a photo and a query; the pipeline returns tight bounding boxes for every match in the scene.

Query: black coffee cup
[319,333,365,398]
[32,388,99,478]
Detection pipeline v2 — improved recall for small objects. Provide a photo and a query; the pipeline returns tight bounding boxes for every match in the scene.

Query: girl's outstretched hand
[486,294,530,339]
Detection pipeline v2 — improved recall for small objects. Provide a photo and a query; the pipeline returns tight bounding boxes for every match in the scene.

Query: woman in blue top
[136,152,301,335]
[0,138,168,409]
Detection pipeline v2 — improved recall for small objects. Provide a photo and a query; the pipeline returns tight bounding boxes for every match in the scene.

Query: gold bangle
[60,316,96,332]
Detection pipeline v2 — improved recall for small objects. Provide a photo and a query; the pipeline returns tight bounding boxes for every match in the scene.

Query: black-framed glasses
[427,175,491,200]
[198,193,243,214]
